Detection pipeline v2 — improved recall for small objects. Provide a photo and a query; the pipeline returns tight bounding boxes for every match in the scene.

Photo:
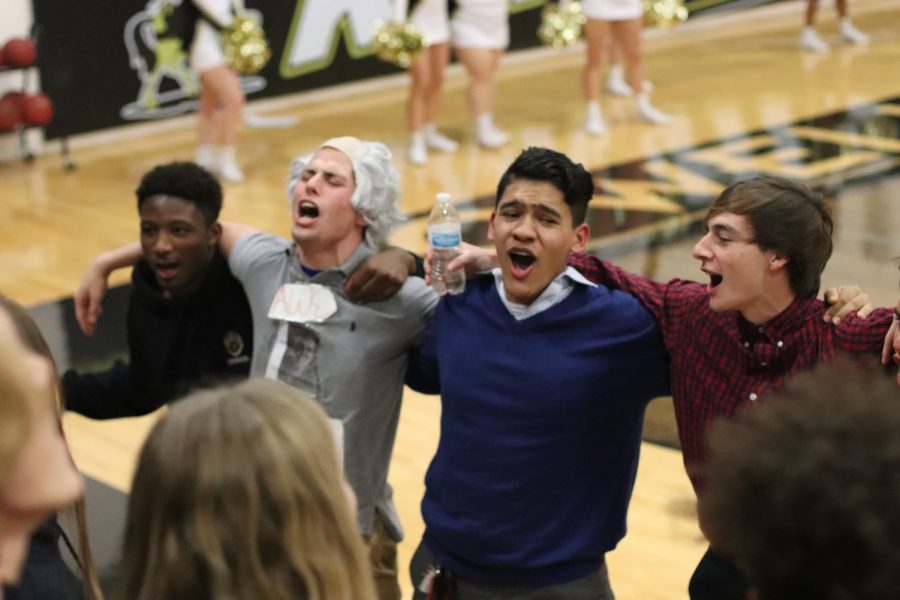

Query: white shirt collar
[492,266,596,321]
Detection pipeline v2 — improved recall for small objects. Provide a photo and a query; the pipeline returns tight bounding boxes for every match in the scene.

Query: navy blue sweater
[407,275,670,587]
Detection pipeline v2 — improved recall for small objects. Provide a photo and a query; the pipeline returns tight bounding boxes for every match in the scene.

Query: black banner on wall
[32,0,548,139]
[31,0,755,139]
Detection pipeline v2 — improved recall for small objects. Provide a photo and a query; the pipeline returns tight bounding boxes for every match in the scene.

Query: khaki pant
[364,513,402,600]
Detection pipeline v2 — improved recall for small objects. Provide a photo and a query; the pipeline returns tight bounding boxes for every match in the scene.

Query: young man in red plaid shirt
[439,175,897,599]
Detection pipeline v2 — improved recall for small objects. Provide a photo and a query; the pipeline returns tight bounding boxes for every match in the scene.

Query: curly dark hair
[702,360,900,600]
[135,161,222,225]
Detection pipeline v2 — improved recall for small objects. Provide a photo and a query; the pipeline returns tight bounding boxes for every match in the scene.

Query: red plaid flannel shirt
[569,253,892,494]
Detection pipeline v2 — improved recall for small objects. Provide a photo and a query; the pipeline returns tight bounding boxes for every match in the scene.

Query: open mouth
[508,249,536,278]
[154,261,179,282]
[298,200,319,219]
[709,273,723,288]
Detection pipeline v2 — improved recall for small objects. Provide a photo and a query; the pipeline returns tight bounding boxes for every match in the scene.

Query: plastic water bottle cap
[435,192,452,202]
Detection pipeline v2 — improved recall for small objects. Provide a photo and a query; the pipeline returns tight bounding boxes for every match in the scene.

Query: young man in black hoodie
[63,161,253,417]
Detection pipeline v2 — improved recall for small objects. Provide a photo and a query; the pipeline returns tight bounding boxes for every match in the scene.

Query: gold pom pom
[537,1,587,50]
[372,20,427,69]
[642,0,689,28]
[222,14,272,75]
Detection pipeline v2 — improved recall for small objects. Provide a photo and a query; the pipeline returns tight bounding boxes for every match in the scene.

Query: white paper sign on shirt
[267,283,337,323]
[328,417,345,471]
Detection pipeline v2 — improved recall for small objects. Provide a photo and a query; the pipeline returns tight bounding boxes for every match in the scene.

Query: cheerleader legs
[456,47,509,149]
[582,16,670,136]
[195,64,245,183]
[800,0,869,52]
[408,42,458,165]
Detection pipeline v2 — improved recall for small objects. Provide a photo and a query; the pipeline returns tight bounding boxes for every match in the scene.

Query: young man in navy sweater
[406,147,670,599]
[441,175,894,600]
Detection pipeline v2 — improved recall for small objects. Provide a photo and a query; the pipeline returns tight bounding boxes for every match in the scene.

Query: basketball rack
[0,23,76,170]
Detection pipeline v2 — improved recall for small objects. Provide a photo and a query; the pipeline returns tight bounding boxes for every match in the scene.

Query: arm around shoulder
[344,247,418,304]
[406,335,441,395]
[568,253,662,296]
[834,306,894,354]
[75,242,143,336]
[62,361,161,419]
[574,253,701,337]
[218,221,258,258]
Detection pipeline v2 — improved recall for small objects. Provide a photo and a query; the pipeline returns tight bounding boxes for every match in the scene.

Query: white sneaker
[608,80,655,96]
[425,129,459,153]
[800,28,829,52]
[213,146,244,183]
[583,114,607,136]
[218,158,245,183]
[840,21,869,45]
[195,144,218,172]
[636,94,671,125]
[605,74,654,97]
[477,126,510,149]
[605,72,633,97]
[583,101,606,136]
[408,140,428,165]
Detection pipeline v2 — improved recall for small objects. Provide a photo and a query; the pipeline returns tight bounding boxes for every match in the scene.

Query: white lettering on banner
[281,0,392,77]
[267,283,338,323]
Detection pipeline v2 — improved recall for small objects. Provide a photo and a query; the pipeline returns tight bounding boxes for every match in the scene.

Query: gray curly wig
[286,137,403,245]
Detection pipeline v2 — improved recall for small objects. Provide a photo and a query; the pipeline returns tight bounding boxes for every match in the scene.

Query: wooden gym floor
[2,0,899,596]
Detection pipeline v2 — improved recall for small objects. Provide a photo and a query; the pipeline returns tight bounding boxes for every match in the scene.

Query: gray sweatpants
[409,539,616,600]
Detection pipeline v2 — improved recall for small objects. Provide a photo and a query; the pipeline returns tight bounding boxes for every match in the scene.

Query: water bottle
[428,192,466,296]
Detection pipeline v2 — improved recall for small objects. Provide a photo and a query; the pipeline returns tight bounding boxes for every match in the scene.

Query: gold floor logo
[403,96,900,256]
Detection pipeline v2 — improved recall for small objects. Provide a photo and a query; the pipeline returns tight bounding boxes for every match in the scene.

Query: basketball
[21,93,53,127]
[0,95,21,130]
[3,37,37,68]
[2,91,26,111]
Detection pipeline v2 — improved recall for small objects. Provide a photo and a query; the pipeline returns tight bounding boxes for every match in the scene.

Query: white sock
[800,26,830,52]
[475,113,495,136]
[424,123,458,152]
[583,101,606,136]
[475,113,509,148]
[408,130,428,165]
[608,64,624,82]
[840,18,869,44]
[605,65,633,96]
[195,144,217,170]
[216,145,244,183]
[218,145,236,163]
[635,93,671,125]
